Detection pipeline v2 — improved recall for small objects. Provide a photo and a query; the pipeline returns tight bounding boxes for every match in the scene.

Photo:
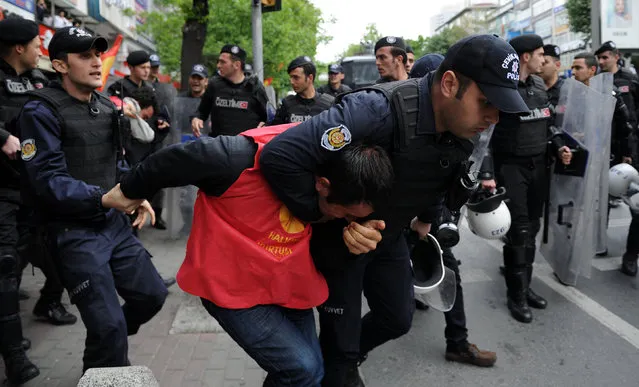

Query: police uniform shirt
[547,76,565,109]
[0,58,47,188]
[258,73,466,232]
[195,75,268,136]
[271,92,334,125]
[317,83,352,98]
[613,68,639,129]
[106,76,153,100]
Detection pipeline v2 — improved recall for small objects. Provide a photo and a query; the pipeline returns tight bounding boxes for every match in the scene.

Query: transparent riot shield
[589,75,614,255]
[165,97,207,239]
[540,75,615,286]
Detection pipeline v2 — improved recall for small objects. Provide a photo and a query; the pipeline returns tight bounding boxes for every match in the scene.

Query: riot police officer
[260,35,528,387]
[375,36,409,83]
[480,35,572,324]
[405,45,415,73]
[540,44,565,108]
[191,45,269,137]
[16,27,168,372]
[408,53,497,368]
[0,17,40,385]
[107,50,154,99]
[596,41,639,160]
[572,52,637,275]
[179,64,209,99]
[317,64,351,97]
[271,56,334,125]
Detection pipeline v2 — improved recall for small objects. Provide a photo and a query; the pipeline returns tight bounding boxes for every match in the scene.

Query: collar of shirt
[0,58,18,77]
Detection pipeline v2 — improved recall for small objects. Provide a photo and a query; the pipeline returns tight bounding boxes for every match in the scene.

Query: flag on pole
[98,34,123,91]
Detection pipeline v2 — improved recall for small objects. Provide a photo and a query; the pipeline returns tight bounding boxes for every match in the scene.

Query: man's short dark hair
[575,52,598,70]
[290,63,316,82]
[434,67,472,100]
[390,47,407,65]
[131,86,157,110]
[318,144,394,209]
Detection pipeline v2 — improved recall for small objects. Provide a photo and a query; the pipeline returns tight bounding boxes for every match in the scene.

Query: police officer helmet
[465,187,511,240]
[410,233,445,295]
[609,163,639,197]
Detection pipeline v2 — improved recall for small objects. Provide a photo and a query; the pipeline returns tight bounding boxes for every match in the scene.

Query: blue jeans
[201,299,323,387]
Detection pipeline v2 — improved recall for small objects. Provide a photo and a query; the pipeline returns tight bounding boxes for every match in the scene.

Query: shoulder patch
[20,139,37,161]
[320,125,351,151]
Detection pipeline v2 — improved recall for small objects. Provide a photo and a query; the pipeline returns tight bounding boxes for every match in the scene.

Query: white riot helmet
[609,163,639,198]
[465,187,511,240]
[410,233,457,312]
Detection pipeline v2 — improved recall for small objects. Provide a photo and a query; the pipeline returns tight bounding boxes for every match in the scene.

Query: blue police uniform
[17,85,168,371]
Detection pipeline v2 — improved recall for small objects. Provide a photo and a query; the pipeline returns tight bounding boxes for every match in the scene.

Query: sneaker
[445,342,497,367]
[163,277,177,288]
[33,300,78,326]
[621,253,638,276]
[153,218,167,230]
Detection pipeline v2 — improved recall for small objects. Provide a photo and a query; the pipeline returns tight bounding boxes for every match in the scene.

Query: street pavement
[2,204,638,387]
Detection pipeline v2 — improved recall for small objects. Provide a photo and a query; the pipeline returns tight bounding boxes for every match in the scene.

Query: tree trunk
[180,0,208,92]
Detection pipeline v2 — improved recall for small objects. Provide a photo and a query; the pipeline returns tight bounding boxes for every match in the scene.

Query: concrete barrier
[77,366,159,387]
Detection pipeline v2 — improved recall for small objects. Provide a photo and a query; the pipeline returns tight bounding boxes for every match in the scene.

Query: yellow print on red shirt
[256,206,306,259]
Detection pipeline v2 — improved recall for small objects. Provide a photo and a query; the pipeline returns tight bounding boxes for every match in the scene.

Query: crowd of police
[1,12,638,387]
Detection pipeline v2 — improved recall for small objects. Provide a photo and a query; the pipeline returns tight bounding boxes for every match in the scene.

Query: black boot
[621,252,638,276]
[344,362,365,387]
[152,207,167,230]
[2,345,40,385]
[33,299,77,325]
[525,247,547,309]
[504,245,532,323]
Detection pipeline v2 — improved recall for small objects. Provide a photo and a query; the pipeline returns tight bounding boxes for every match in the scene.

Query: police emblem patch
[21,139,36,161]
[231,46,240,54]
[321,125,351,151]
[387,36,396,44]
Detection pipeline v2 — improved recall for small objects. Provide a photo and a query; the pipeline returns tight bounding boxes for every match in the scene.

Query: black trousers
[312,229,414,387]
[0,188,25,352]
[442,247,468,348]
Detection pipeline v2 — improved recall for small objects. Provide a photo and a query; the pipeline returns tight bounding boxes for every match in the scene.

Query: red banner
[98,34,123,91]
[38,24,55,58]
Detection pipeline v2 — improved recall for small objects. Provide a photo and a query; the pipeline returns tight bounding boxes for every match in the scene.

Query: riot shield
[589,75,614,255]
[165,97,207,239]
[540,75,615,286]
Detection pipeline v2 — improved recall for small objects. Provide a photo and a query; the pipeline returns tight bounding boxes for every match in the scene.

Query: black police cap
[374,36,406,53]
[509,34,544,55]
[328,63,343,73]
[127,50,150,66]
[409,53,444,79]
[0,18,39,45]
[543,44,561,59]
[595,41,618,56]
[190,63,208,78]
[220,45,247,62]
[405,45,414,54]
[288,56,314,73]
[48,27,108,61]
[440,34,528,114]
[149,54,161,67]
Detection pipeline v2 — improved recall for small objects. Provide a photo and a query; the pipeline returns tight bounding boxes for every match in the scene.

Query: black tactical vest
[209,76,265,135]
[280,93,334,123]
[614,69,638,129]
[28,84,118,191]
[338,79,474,234]
[491,75,550,157]
[0,64,47,188]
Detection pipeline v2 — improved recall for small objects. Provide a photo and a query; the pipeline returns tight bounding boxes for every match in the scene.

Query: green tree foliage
[341,23,382,57]
[136,0,329,93]
[565,0,591,36]
[406,26,469,58]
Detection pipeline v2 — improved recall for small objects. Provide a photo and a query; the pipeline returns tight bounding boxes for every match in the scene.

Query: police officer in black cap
[540,44,564,108]
[0,17,42,385]
[271,56,334,125]
[374,36,409,82]
[595,41,639,158]
[317,64,352,98]
[480,34,572,324]
[107,50,153,98]
[260,34,528,387]
[192,44,269,137]
[15,26,168,372]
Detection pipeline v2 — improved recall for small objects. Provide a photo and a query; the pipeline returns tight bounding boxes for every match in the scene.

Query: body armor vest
[491,75,550,157]
[28,84,118,191]
[614,69,638,129]
[337,78,473,234]
[209,76,265,136]
[0,64,47,188]
[280,93,334,123]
